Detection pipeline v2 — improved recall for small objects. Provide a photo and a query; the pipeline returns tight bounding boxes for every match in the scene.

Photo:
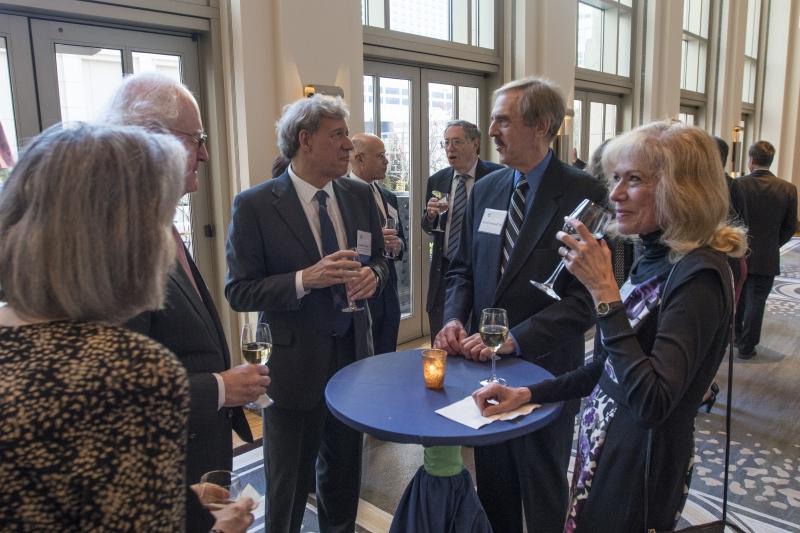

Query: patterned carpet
[234,237,800,532]
[676,237,800,532]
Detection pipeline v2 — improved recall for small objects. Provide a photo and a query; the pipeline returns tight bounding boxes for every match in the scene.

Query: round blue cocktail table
[325,349,562,447]
[325,350,563,533]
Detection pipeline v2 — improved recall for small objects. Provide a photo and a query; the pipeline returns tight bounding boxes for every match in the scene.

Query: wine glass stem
[546,260,567,287]
[491,349,498,380]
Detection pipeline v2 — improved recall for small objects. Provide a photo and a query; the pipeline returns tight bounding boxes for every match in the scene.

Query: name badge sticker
[478,208,507,235]
[356,230,372,257]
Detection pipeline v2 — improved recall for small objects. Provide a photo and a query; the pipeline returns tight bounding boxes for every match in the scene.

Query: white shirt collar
[288,163,336,205]
[453,158,479,180]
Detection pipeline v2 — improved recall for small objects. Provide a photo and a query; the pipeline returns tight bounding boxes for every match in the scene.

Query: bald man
[350,133,406,354]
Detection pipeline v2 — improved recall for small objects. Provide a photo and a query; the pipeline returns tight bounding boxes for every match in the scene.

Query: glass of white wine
[530,199,613,301]
[479,307,509,386]
[341,247,365,313]
[431,190,449,233]
[241,322,273,409]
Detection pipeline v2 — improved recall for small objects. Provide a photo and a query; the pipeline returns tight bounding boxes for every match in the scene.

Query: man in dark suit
[350,133,407,354]
[735,140,798,359]
[423,120,503,343]
[436,77,605,533]
[714,136,750,226]
[108,72,267,533]
[225,95,389,533]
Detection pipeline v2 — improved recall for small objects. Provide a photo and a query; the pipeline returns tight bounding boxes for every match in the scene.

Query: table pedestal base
[389,446,493,533]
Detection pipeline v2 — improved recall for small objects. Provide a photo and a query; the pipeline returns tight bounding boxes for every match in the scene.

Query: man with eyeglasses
[422,120,502,344]
[103,72,267,533]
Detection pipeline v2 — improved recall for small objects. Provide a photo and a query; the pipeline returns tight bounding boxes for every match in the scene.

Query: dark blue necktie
[315,190,351,335]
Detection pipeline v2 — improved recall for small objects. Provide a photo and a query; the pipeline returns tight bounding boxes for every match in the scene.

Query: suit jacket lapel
[272,173,322,263]
[183,250,231,364]
[168,258,226,357]
[495,160,563,298]
[333,178,356,245]
[478,169,514,290]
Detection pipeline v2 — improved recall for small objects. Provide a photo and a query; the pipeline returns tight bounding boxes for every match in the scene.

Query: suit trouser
[427,258,449,345]
[474,401,576,533]
[735,273,775,352]
[369,292,400,356]
[263,333,362,533]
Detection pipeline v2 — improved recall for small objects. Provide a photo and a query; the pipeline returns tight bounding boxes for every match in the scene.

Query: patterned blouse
[0,320,189,532]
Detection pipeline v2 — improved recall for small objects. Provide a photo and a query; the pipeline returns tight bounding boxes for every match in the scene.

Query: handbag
[643,262,745,533]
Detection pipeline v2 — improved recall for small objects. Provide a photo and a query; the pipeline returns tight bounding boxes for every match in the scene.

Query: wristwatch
[595,300,623,318]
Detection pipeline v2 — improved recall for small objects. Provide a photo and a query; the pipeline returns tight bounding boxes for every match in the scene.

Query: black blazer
[225,172,389,410]
[444,157,606,377]
[367,185,407,353]
[422,159,504,312]
[126,252,253,485]
[737,169,798,276]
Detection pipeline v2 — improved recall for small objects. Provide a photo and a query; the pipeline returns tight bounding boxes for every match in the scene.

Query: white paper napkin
[435,396,540,430]
[252,394,273,409]
[238,483,264,510]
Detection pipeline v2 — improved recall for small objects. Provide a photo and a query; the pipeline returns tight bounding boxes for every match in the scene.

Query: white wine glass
[479,307,509,386]
[531,199,613,301]
[431,190,449,233]
[383,218,397,260]
[199,470,242,510]
[241,322,273,409]
[341,247,364,313]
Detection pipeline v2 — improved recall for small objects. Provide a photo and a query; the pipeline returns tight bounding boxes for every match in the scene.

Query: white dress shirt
[288,165,348,299]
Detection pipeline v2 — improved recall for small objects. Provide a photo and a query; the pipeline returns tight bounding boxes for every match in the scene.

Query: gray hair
[494,77,565,141]
[276,95,350,160]
[0,122,186,323]
[100,71,197,131]
[445,120,481,143]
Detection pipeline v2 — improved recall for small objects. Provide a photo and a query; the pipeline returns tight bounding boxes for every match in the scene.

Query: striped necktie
[446,175,468,259]
[501,173,528,275]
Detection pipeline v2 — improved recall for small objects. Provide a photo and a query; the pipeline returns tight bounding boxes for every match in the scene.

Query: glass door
[363,62,421,343]
[573,90,621,166]
[0,13,40,188]
[28,19,211,275]
[364,61,487,343]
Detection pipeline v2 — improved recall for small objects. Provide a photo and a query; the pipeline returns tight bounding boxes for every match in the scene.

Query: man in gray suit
[107,72,268,533]
[225,96,388,533]
[735,140,798,358]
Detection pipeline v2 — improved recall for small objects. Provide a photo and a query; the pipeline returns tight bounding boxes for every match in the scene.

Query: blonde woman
[0,123,190,531]
[474,122,746,532]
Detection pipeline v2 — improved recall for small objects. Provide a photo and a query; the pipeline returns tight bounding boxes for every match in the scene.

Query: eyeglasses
[168,128,208,149]
[440,139,466,148]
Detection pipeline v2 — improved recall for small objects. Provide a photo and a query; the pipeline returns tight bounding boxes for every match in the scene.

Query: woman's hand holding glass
[557,218,621,305]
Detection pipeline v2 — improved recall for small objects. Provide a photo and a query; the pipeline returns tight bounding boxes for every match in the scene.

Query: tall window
[362,0,495,49]
[576,0,633,77]
[742,0,761,104]
[680,0,709,93]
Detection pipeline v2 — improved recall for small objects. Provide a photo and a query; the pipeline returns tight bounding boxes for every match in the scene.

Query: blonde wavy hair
[602,121,747,261]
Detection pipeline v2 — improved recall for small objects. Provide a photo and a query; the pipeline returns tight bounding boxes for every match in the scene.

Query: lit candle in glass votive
[421,349,447,389]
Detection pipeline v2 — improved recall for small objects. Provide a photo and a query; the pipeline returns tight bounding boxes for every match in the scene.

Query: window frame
[575,0,635,83]
[362,0,501,74]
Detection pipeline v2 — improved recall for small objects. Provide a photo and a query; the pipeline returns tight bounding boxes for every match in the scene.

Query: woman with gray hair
[0,123,191,530]
[474,121,746,531]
